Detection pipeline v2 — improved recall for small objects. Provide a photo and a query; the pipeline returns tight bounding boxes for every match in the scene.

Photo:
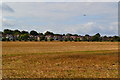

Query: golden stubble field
[2,42,119,78]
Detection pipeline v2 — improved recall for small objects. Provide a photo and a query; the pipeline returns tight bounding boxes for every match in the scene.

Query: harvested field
[2,42,118,55]
[2,42,119,78]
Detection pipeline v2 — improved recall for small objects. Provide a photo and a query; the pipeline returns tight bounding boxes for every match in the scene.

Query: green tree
[49,37,54,41]
[62,34,65,36]
[77,38,80,41]
[64,38,68,41]
[85,34,90,41]
[20,34,29,41]
[13,30,21,35]
[39,33,43,36]
[92,33,101,41]
[13,30,21,41]
[102,36,108,41]
[66,33,72,36]
[21,31,29,34]
[113,36,119,41]
[73,34,78,36]
[4,29,13,35]
[30,30,38,36]
[44,31,54,35]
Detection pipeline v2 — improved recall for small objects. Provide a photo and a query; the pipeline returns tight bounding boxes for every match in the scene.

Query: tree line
[0,29,120,42]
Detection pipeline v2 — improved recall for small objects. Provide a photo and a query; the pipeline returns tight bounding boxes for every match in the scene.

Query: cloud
[1,3,14,13]
[2,2,118,36]
[3,0,120,2]
[31,22,117,36]
[3,2,117,18]
[55,21,117,36]
[2,18,16,28]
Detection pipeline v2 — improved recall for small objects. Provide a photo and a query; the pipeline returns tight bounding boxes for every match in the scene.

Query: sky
[0,1,118,36]
[2,0,120,2]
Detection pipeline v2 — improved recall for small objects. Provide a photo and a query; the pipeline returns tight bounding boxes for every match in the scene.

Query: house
[62,36,68,41]
[13,34,20,41]
[86,36,92,41]
[6,34,14,41]
[45,35,54,41]
[36,35,44,41]
[53,35,63,41]
[78,36,84,41]
[29,35,34,40]
[70,36,77,40]
[37,36,40,41]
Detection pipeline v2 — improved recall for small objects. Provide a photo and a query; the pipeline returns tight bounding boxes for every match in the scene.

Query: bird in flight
[83,14,86,16]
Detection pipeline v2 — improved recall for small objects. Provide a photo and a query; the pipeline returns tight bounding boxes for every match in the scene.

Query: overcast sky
[2,0,120,2]
[0,2,118,36]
